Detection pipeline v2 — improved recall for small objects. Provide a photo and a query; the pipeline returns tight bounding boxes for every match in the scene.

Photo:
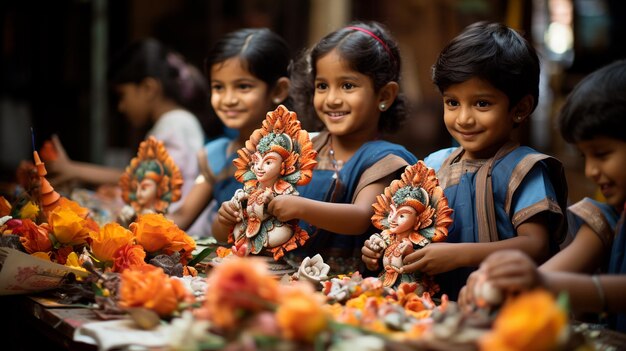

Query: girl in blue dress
[168,28,292,237]
[460,59,626,332]
[364,22,568,301]
[215,21,417,273]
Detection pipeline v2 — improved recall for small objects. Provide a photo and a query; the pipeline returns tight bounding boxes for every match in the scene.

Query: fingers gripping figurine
[230,105,317,260]
[369,161,453,291]
[118,136,183,226]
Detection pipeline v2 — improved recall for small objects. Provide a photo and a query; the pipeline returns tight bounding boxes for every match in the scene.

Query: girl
[168,28,291,237]
[46,39,213,215]
[363,22,569,300]
[213,21,418,273]
[460,60,626,332]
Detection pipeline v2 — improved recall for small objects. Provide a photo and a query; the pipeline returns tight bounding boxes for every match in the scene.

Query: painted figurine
[118,136,183,226]
[229,105,317,260]
[367,161,453,292]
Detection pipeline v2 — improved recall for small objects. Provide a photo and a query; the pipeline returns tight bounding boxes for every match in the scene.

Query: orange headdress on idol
[119,137,183,214]
[233,105,317,191]
[33,151,61,217]
[371,161,453,246]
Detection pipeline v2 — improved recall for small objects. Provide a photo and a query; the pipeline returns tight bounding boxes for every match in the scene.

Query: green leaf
[187,246,215,267]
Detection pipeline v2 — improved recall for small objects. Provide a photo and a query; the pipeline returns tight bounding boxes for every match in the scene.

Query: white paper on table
[0,247,88,295]
[74,319,171,351]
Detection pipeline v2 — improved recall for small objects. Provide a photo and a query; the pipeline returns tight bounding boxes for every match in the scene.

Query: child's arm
[461,250,626,314]
[168,179,213,230]
[268,175,394,235]
[401,213,551,275]
[46,134,123,186]
[540,223,606,273]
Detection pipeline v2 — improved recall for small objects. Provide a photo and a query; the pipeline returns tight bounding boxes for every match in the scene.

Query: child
[460,59,626,332]
[214,21,418,273]
[168,28,292,236]
[46,39,212,213]
[363,22,568,300]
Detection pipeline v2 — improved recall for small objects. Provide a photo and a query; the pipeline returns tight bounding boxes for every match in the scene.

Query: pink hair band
[345,26,394,61]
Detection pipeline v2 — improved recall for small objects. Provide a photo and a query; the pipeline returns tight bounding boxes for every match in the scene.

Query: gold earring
[379,102,386,111]
[516,115,523,122]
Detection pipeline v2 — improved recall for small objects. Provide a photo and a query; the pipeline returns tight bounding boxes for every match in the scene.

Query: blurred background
[1,0,625,204]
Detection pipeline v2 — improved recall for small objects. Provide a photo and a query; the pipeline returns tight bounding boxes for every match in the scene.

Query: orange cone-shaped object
[33,151,61,214]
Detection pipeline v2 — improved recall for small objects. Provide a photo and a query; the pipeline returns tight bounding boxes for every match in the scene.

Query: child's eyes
[475,100,491,108]
[211,84,223,92]
[341,83,355,90]
[315,82,328,90]
[237,83,253,90]
[444,99,459,107]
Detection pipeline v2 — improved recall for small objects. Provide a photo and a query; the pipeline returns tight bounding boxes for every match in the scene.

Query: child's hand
[267,195,302,222]
[401,242,458,275]
[216,200,242,226]
[478,249,543,294]
[45,134,74,186]
[361,234,385,271]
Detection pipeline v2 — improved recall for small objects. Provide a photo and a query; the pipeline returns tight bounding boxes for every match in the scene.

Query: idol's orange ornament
[479,289,567,351]
[130,213,195,261]
[0,196,11,217]
[113,244,148,272]
[90,222,134,263]
[119,265,189,317]
[276,283,329,343]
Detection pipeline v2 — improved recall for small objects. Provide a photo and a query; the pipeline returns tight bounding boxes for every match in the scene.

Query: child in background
[169,28,292,236]
[46,39,214,217]
[214,21,417,273]
[363,22,568,300]
[460,60,626,332]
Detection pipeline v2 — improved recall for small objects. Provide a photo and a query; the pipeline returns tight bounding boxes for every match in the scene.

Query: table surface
[3,293,626,351]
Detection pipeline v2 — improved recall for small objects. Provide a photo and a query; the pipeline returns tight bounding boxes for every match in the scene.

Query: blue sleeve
[423,148,456,172]
[511,164,556,215]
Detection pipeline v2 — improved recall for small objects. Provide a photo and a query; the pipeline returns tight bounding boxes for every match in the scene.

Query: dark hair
[559,60,626,143]
[204,28,292,107]
[291,21,406,133]
[108,38,218,138]
[432,22,540,113]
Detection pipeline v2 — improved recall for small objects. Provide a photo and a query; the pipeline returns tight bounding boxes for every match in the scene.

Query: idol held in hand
[366,161,453,293]
[229,105,317,261]
[118,136,183,226]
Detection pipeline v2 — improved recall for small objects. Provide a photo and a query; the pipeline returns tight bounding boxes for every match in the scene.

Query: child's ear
[511,95,534,122]
[140,77,162,99]
[270,77,291,105]
[377,82,399,110]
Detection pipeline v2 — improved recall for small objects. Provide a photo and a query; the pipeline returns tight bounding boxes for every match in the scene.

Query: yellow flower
[90,222,134,262]
[64,252,87,272]
[47,206,93,245]
[20,201,40,220]
[480,289,567,351]
[276,283,329,343]
[31,251,52,261]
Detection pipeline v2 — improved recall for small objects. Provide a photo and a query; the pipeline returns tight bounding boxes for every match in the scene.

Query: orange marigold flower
[276,283,329,342]
[90,222,134,262]
[31,251,52,261]
[479,289,567,351]
[130,213,195,261]
[47,205,94,246]
[12,219,52,253]
[119,266,189,317]
[215,246,232,258]
[202,256,278,330]
[0,196,11,217]
[113,244,148,272]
